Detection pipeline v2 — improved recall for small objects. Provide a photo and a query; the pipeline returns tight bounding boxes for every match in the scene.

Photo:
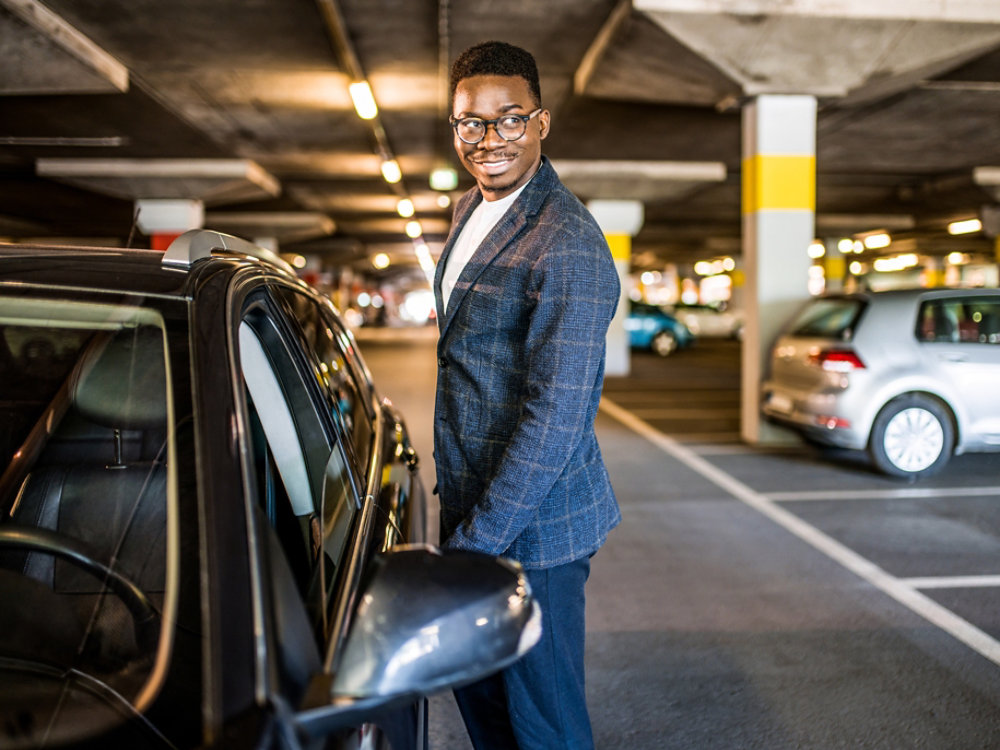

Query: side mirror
[294,546,541,737]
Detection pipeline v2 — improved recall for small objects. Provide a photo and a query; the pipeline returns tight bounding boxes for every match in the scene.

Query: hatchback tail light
[808,349,866,372]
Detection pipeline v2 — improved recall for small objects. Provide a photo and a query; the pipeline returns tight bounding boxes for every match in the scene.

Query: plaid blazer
[433,157,621,569]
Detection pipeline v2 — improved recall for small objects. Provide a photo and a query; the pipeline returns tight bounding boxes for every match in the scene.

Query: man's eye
[462,119,484,130]
[498,116,521,128]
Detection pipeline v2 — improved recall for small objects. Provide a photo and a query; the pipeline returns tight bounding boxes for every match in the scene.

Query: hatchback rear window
[787,298,866,339]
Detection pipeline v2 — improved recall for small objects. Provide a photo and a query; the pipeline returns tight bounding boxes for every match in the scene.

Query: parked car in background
[0,231,539,749]
[668,302,744,339]
[626,301,695,356]
[761,288,1000,479]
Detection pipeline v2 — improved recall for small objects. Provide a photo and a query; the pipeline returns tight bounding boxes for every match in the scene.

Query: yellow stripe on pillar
[606,233,631,262]
[742,154,815,213]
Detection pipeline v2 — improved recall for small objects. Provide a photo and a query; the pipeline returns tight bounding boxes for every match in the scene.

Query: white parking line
[769,487,1000,502]
[599,397,1000,668]
[903,575,1000,589]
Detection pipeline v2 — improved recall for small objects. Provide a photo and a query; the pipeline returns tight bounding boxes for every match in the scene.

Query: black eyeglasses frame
[449,108,543,144]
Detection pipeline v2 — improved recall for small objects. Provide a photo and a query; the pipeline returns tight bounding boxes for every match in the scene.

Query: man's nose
[478,123,507,148]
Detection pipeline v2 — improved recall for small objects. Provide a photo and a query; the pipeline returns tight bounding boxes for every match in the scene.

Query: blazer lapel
[434,190,481,327]
[437,158,558,342]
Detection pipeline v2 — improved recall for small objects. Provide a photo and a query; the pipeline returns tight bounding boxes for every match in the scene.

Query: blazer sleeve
[443,212,620,555]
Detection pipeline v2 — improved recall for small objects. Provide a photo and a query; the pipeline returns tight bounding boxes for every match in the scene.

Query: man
[433,40,621,749]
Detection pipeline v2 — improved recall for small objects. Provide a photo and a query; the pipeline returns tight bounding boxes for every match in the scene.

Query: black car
[0,231,539,749]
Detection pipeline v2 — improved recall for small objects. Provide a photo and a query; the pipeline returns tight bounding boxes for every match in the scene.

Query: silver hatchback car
[762,288,1000,478]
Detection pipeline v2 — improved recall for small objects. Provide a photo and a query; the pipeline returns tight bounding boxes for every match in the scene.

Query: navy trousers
[453,555,593,750]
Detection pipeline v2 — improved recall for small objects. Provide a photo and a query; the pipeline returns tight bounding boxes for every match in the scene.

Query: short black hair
[450,41,542,108]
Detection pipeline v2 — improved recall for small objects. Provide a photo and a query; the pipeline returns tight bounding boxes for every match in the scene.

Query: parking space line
[903,575,1000,589]
[600,397,1000,668]
[769,487,1000,502]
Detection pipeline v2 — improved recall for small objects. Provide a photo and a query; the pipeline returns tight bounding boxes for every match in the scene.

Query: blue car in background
[626,301,695,356]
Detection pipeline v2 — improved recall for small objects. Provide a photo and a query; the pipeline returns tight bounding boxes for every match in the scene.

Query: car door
[234,283,421,749]
[916,295,1000,446]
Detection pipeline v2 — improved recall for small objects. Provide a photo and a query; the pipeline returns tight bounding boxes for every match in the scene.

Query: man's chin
[480,180,516,196]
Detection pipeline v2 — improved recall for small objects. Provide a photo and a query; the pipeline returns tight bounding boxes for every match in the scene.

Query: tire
[868,394,954,479]
[651,330,677,357]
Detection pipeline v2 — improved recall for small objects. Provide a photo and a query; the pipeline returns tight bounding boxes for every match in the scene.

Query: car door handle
[939,352,968,363]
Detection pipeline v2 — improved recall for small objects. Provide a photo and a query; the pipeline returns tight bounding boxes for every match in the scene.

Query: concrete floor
[358,331,1000,749]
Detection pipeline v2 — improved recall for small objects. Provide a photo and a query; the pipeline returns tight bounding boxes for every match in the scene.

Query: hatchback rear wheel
[869,394,954,479]
[651,330,677,357]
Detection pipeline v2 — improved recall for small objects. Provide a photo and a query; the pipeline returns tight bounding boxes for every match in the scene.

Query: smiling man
[433,41,621,750]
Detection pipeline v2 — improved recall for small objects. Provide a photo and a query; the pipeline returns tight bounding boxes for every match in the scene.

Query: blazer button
[438,357,448,367]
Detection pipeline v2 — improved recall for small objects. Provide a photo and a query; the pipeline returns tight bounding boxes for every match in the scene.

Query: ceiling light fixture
[430,167,458,191]
[381,159,402,184]
[348,81,378,120]
[396,198,415,218]
[948,218,982,235]
[372,252,390,269]
[862,232,891,250]
[405,220,423,238]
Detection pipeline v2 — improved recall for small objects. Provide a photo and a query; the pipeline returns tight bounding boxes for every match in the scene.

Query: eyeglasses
[449,109,542,144]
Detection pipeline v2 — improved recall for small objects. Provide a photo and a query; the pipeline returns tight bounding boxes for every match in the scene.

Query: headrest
[72,326,167,430]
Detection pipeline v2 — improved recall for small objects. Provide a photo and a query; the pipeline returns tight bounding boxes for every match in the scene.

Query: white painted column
[588,199,644,377]
[741,95,816,444]
[135,198,204,251]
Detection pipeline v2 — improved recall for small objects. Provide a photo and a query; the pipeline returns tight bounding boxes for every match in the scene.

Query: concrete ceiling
[2,0,1000,281]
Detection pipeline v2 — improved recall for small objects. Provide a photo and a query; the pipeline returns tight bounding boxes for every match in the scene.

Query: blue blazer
[433,157,621,569]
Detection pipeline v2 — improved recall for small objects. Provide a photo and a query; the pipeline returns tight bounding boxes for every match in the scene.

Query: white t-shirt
[441,182,528,312]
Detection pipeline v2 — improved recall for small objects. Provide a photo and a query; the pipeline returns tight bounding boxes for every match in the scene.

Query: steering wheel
[0,526,159,651]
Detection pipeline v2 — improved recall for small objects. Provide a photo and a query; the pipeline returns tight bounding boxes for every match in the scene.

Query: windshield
[0,297,177,746]
[787,297,866,340]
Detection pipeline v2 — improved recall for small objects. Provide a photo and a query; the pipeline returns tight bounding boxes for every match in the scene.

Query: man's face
[452,74,550,201]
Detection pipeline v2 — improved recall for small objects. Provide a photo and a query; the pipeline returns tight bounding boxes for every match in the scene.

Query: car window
[0,297,176,723]
[788,298,865,340]
[917,298,1000,344]
[271,286,375,478]
[238,308,359,641]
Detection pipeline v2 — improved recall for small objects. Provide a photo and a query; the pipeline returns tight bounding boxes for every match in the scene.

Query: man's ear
[538,109,551,140]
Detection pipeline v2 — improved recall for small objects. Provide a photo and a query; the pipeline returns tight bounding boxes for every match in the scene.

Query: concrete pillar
[741,95,816,444]
[588,199,644,377]
[136,198,204,251]
[823,238,846,293]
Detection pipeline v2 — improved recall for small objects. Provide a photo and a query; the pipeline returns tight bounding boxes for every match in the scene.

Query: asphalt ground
[358,329,1000,749]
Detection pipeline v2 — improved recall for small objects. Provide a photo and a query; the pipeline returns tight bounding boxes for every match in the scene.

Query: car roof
[832,287,1000,303]
[0,242,274,298]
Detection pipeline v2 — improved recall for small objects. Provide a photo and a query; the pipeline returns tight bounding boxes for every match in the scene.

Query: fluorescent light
[348,81,378,120]
[837,238,855,253]
[430,167,458,191]
[948,218,982,235]
[807,241,825,259]
[405,220,422,238]
[396,198,415,218]
[381,159,402,184]
[863,232,891,249]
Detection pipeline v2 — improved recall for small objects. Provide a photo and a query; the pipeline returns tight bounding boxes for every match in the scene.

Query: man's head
[449,41,550,201]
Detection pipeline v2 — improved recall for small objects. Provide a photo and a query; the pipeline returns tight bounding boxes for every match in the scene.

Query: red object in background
[150,233,182,251]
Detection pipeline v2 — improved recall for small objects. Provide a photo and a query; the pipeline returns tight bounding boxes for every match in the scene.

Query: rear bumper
[760,382,868,449]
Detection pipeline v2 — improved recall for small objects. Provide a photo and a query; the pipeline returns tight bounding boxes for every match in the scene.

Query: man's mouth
[471,154,516,173]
